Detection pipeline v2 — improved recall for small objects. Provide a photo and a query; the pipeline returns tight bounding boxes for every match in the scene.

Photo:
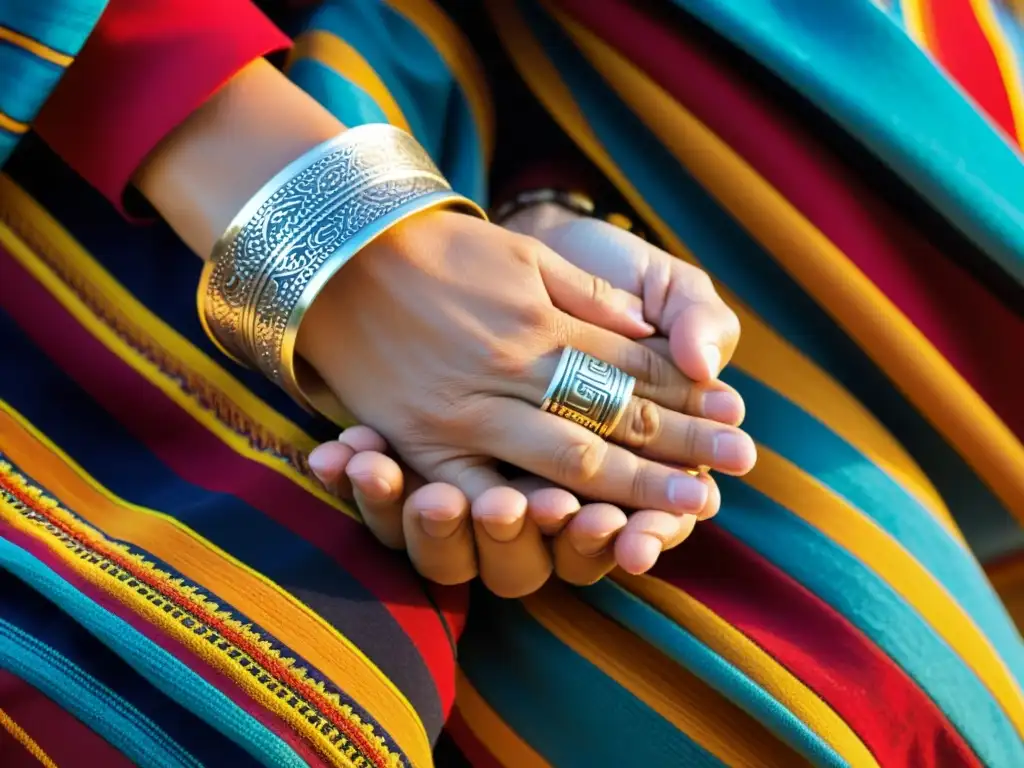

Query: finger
[403,483,477,585]
[523,487,581,537]
[553,503,627,585]
[608,397,757,475]
[538,218,739,380]
[472,487,553,598]
[535,242,655,338]
[307,440,356,496]
[345,451,407,549]
[615,510,698,575]
[666,282,741,382]
[697,472,721,521]
[640,337,745,425]
[474,400,709,514]
[428,456,509,502]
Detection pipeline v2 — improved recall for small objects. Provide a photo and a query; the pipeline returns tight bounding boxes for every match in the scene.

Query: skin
[130,60,754,596]
[308,206,750,597]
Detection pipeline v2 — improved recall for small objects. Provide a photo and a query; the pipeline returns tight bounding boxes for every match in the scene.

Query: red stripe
[562,0,1024,442]
[922,0,1018,142]
[1,476,385,762]
[0,247,457,717]
[444,708,504,768]
[649,525,980,767]
[0,522,326,766]
[0,670,133,767]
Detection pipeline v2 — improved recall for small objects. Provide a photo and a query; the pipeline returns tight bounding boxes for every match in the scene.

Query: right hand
[297,209,752,513]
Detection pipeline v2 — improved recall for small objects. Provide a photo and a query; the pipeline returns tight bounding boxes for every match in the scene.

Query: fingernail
[306,448,332,479]
[419,509,463,539]
[702,390,740,423]
[702,344,722,378]
[713,432,758,469]
[350,473,393,501]
[574,532,614,557]
[479,514,526,543]
[667,474,708,511]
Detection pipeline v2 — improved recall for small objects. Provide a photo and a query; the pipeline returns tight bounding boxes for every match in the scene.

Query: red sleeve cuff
[34,0,292,215]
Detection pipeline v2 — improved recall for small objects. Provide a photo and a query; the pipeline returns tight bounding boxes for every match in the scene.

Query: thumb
[536,245,655,338]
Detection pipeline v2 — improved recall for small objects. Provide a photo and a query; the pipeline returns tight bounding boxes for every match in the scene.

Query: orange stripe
[287,30,413,134]
[0,708,57,768]
[967,0,1024,144]
[556,10,1024,527]
[485,0,956,534]
[0,110,28,135]
[523,583,808,766]
[454,671,550,767]
[0,401,430,767]
[0,25,73,67]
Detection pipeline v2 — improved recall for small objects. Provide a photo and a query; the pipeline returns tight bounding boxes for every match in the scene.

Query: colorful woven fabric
[1,0,1023,766]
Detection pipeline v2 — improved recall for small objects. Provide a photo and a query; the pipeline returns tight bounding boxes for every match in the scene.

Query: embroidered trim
[0,201,316,480]
[0,460,403,768]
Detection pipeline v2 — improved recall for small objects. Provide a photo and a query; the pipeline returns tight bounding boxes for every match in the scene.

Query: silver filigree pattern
[541,347,636,437]
[198,125,478,404]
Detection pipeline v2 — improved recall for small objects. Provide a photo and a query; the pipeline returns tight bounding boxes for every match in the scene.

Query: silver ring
[541,347,636,438]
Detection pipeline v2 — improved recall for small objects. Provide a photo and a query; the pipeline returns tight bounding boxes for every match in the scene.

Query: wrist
[134,58,345,257]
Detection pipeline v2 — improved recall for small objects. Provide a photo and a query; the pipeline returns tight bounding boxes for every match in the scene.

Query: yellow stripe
[0,178,434,756]
[611,572,880,767]
[903,0,932,46]
[0,708,58,768]
[382,0,495,161]
[454,671,551,767]
[0,475,365,767]
[0,176,357,522]
[485,0,958,536]
[559,15,1024,526]
[968,0,1024,144]
[287,30,413,134]
[748,447,1024,734]
[0,401,431,767]
[0,109,28,135]
[523,584,811,767]
[0,25,73,67]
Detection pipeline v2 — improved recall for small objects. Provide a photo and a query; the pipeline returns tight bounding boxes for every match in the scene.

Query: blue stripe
[459,587,726,768]
[0,42,63,123]
[715,477,1024,768]
[289,58,391,128]
[0,567,253,766]
[518,0,1024,679]
[301,2,486,203]
[664,0,1024,288]
[0,304,443,736]
[579,580,847,767]
[0,0,107,56]
[0,537,304,767]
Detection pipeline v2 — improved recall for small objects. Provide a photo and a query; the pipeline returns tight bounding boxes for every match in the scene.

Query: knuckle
[509,234,544,268]
[588,275,615,306]
[619,398,662,450]
[553,439,607,486]
[687,268,717,301]
[487,344,534,379]
[630,461,655,507]
[634,346,668,390]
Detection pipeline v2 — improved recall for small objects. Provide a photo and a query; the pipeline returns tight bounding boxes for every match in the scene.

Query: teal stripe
[300,1,487,203]
[0,538,307,768]
[0,618,201,768]
[289,58,391,128]
[517,0,1024,682]
[579,580,847,767]
[666,0,1024,288]
[460,587,725,768]
[716,477,1024,768]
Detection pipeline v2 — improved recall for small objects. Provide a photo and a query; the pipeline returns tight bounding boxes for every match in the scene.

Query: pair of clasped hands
[301,201,757,597]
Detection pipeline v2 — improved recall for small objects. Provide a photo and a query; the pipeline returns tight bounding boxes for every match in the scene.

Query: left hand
[309,425,719,596]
